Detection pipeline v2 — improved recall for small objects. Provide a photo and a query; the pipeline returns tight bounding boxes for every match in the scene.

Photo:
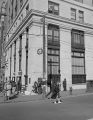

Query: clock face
[37,48,43,55]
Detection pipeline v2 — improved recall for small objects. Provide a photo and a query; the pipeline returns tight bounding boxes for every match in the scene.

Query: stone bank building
[4,0,93,92]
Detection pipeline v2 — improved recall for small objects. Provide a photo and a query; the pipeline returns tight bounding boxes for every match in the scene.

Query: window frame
[11,0,14,23]
[71,8,76,20]
[26,4,29,15]
[20,0,23,8]
[71,29,84,49]
[48,48,60,75]
[72,51,86,84]
[48,24,60,44]
[11,12,13,23]
[79,10,84,23]
[72,52,85,74]
[48,1,59,15]
[15,0,18,17]
[9,7,10,25]
[71,29,86,84]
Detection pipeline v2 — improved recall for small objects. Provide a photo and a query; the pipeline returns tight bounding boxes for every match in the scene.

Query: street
[0,93,93,120]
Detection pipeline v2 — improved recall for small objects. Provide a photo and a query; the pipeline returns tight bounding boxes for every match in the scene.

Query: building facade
[4,0,93,92]
[0,0,6,82]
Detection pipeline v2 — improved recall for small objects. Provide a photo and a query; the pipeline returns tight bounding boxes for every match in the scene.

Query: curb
[63,91,93,99]
[0,90,93,104]
[0,97,48,104]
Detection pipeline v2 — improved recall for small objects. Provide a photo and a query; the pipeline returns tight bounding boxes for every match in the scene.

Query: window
[71,29,84,49]
[72,51,86,84]
[71,29,86,84]
[48,24,59,44]
[21,14,23,21]
[79,10,84,23]
[26,4,29,15]
[48,49,60,75]
[72,52,85,75]
[19,35,22,71]
[48,1,59,15]
[11,0,14,23]
[11,13,13,23]
[15,0,18,17]
[20,0,23,8]
[9,7,10,25]
[71,8,76,20]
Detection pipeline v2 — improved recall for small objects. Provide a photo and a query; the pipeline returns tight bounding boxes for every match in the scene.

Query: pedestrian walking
[3,82,7,102]
[45,78,53,98]
[17,79,21,94]
[42,83,46,99]
[12,81,16,94]
[6,81,12,100]
[38,80,42,94]
[69,86,72,95]
[51,80,62,104]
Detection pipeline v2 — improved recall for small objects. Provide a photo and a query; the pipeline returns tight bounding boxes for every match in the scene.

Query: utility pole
[25,28,29,86]
[50,59,52,81]
[42,15,47,96]
[43,15,46,79]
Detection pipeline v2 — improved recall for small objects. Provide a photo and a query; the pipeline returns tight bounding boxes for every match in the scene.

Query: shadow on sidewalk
[0,89,92,104]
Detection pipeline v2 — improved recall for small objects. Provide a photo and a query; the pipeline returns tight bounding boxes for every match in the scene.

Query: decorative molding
[6,0,28,36]
[61,0,93,11]
[5,9,93,49]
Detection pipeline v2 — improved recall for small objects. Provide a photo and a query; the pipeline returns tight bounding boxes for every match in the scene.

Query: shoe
[60,99,63,102]
[54,101,57,104]
[58,101,62,104]
[48,97,51,99]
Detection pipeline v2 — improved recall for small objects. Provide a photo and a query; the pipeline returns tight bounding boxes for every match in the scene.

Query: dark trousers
[46,85,52,97]
[63,86,66,91]
[51,85,60,99]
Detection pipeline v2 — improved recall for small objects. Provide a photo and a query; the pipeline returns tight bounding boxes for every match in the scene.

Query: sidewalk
[0,89,92,104]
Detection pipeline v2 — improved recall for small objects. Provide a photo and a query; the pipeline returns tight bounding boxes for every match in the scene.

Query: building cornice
[61,0,93,11]
[5,11,33,50]
[32,9,93,29]
[6,0,28,36]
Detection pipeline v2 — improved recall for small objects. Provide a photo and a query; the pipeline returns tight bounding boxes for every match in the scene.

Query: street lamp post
[41,15,47,96]
[43,15,46,80]
[50,59,52,82]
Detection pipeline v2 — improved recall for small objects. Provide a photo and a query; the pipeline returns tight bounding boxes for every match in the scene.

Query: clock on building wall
[37,48,43,55]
